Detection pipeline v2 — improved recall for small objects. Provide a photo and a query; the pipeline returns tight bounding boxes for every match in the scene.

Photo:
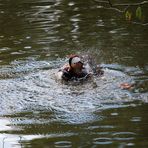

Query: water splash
[0,59,147,124]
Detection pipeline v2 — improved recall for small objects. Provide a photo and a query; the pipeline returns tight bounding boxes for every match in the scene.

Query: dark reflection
[0,0,147,65]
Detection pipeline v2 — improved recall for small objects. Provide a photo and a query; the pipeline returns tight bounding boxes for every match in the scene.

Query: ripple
[111,112,118,116]
[70,18,80,22]
[54,141,72,148]
[126,143,135,146]
[26,36,31,39]
[112,132,136,141]
[130,117,141,122]
[93,137,112,145]
[68,2,75,6]
[11,51,24,55]
[109,30,117,34]
[24,46,32,49]
[87,125,114,130]
[0,47,11,51]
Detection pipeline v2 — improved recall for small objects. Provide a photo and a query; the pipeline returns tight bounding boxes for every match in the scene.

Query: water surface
[0,0,148,147]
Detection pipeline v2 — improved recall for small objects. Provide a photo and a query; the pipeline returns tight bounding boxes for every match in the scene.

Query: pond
[0,0,148,147]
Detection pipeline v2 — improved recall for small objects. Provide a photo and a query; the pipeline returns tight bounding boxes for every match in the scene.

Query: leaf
[136,6,142,20]
[125,11,132,21]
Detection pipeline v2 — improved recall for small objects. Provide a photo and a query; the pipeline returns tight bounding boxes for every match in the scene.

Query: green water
[0,0,148,147]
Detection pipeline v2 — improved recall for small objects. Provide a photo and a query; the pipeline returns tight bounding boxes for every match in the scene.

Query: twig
[113,1,148,6]
[94,0,148,6]
[94,0,148,13]
[93,0,148,25]
[104,7,124,13]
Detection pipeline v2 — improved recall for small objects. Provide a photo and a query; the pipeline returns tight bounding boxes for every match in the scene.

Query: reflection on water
[0,0,148,147]
[0,105,148,147]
